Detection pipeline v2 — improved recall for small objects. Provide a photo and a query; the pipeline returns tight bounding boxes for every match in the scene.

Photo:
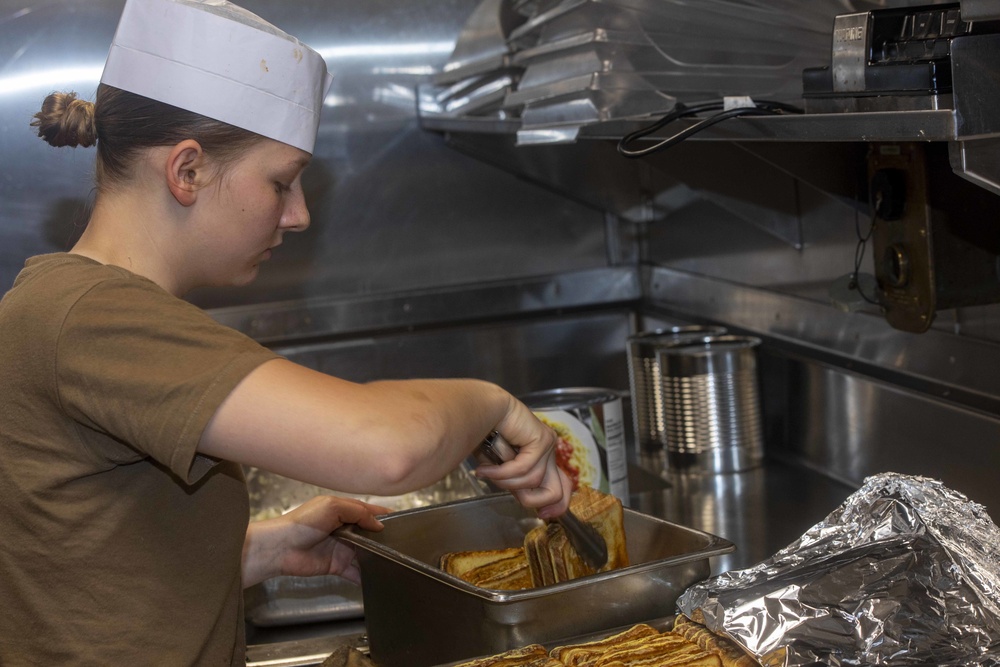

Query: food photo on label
[521,388,630,503]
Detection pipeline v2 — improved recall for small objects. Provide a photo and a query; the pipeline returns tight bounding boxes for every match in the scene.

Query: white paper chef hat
[100,0,333,154]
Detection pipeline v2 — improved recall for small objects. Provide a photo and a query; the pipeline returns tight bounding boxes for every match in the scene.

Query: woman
[0,0,570,664]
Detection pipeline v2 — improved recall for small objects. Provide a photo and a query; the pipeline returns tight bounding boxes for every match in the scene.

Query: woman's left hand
[242,495,389,589]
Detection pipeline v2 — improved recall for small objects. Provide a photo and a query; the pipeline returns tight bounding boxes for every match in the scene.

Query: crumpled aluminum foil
[677,472,1000,666]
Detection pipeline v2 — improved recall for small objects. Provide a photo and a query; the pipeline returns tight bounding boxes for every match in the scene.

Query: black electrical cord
[849,195,881,306]
[617,99,804,158]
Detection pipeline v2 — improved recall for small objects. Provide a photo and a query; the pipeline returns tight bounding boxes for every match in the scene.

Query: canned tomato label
[519,388,629,504]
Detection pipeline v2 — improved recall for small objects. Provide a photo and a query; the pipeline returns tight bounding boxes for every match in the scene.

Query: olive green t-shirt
[0,253,279,665]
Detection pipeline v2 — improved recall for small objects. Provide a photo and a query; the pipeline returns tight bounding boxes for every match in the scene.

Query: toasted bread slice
[452,643,551,667]
[443,487,628,590]
[522,658,566,667]
[593,632,720,667]
[461,550,529,589]
[530,486,630,586]
[672,616,760,667]
[598,650,720,667]
[440,547,533,591]
[524,522,561,587]
[566,485,629,577]
[550,623,660,667]
[460,552,524,581]
[469,558,533,590]
[547,527,573,582]
[440,547,524,578]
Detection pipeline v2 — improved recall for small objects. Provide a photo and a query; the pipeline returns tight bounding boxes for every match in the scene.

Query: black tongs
[479,430,609,570]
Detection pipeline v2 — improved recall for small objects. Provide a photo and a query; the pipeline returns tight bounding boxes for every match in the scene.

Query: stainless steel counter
[245,458,856,665]
[626,457,856,576]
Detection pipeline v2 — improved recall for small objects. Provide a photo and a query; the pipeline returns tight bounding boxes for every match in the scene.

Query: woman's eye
[275,182,291,194]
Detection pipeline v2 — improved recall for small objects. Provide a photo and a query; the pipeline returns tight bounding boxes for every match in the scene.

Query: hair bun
[31,92,97,148]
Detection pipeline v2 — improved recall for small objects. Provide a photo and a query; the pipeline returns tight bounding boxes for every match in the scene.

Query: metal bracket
[870,143,936,333]
[871,142,1000,333]
[949,137,1000,196]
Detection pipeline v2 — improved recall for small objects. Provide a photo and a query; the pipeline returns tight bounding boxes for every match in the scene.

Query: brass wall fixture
[868,143,934,332]
[869,142,1000,333]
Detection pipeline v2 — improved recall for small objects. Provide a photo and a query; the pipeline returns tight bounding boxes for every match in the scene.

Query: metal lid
[656,335,761,378]
[519,386,623,410]
[627,326,727,356]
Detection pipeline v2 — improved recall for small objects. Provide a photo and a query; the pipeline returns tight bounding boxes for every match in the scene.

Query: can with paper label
[519,387,629,505]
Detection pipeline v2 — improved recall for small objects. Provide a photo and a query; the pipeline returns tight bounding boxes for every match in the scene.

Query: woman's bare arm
[199,359,570,516]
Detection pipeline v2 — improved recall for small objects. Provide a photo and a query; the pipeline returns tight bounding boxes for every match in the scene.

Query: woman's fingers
[331,545,363,584]
[533,466,574,520]
[509,458,573,516]
[476,425,555,484]
[288,495,389,535]
[334,498,391,531]
[477,461,548,489]
[474,408,573,514]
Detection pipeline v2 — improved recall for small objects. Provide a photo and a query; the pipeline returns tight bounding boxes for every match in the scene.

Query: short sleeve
[55,278,279,483]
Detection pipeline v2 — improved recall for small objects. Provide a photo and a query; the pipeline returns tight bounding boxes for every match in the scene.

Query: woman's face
[194,138,312,288]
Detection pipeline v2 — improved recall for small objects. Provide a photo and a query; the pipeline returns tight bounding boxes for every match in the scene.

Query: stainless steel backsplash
[5,0,1000,516]
[0,0,609,308]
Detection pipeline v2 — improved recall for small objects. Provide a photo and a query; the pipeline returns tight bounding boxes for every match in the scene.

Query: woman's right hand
[474,404,572,520]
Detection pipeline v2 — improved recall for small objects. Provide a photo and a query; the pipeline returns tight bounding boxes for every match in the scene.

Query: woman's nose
[283,189,311,232]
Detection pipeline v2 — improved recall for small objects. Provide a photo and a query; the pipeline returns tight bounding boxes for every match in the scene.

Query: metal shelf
[420,108,962,143]
[585,109,961,143]
[421,107,1000,197]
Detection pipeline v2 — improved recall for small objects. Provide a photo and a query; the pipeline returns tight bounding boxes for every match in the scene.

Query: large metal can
[657,335,764,474]
[626,326,728,454]
[519,387,629,504]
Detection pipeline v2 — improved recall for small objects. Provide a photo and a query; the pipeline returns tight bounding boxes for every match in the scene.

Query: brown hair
[31,84,262,189]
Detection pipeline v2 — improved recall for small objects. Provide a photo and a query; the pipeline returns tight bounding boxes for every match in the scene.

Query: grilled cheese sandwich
[440,486,629,590]
[550,623,659,666]
[593,632,719,667]
[672,616,759,667]
[453,643,561,667]
[439,547,532,591]
[525,485,629,586]
[450,621,761,667]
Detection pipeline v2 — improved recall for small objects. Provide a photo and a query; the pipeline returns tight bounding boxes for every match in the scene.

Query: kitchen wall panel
[0,0,610,309]
[269,310,634,400]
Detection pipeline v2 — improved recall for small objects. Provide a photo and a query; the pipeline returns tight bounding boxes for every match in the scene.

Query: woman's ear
[165,139,208,206]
